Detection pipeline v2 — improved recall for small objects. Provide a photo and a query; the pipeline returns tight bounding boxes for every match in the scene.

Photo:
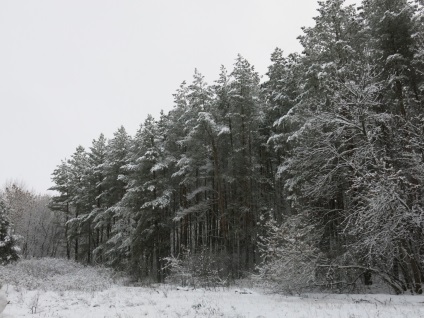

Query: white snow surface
[1,259,423,317]
[0,289,7,314]
[1,285,424,318]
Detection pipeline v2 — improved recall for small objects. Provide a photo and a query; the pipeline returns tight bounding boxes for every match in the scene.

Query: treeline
[48,0,424,293]
[0,184,64,263]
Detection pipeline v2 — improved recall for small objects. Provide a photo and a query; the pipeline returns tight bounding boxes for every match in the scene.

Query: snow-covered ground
[1,285,424,318]
[1,259,423,317]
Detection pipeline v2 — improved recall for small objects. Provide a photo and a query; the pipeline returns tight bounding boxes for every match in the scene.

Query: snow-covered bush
[0,258,115,292]
[164,247,228,289]
[257,214,323,294]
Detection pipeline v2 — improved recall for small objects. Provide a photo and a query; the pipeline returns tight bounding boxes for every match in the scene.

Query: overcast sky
[0,0,359,194]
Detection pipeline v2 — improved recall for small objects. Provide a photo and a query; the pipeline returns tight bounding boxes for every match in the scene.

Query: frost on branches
[257,214,323,294]
[164,247,228,289]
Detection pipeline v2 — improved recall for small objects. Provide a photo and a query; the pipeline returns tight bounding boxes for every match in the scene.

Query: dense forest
[1,0,424,294]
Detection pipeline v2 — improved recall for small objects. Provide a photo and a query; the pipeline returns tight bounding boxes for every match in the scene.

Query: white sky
[0,0,360,194]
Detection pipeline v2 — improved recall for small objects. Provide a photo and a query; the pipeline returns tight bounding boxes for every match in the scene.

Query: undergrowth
[0,258,116,292]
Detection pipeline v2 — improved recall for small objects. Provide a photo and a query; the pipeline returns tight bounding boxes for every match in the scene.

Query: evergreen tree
[226,55,264,271]
[88,134,108,263]
[98,126,131,268]
[262,49,302,219]
[49,160,72,259]
[362,0,424,114]
[0,198,20,264]
[66,145,91,262]
[124,115,171,281]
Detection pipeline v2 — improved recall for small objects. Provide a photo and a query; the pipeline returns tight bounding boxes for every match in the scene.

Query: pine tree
[66,145,91,262]
[123,115,172,281]
[0,198,20,264]
[88,134,108,263]
[362,0,424,114]
[49,160,72,259]
[98,126,131,268]
[227,55,264,271]
[171,70,215,253]
[262,49,302,219]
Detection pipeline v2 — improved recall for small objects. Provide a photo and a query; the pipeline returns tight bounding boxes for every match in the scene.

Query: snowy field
[2,285,424,318]
[1,259,424,317]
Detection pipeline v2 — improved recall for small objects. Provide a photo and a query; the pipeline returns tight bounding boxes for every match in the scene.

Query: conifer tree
[49,160,72,259]
[99,126,131,268]
[0,198,20,264]
[124,115,171,281]
[227,55,264,270]
[88,134,108,263]
[362,0,423,114]
[66,145,91,262]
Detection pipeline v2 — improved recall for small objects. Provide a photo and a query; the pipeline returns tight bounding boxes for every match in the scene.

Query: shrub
[256,214,323,294]
[164,247,229,289]
[0,258,115,292]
